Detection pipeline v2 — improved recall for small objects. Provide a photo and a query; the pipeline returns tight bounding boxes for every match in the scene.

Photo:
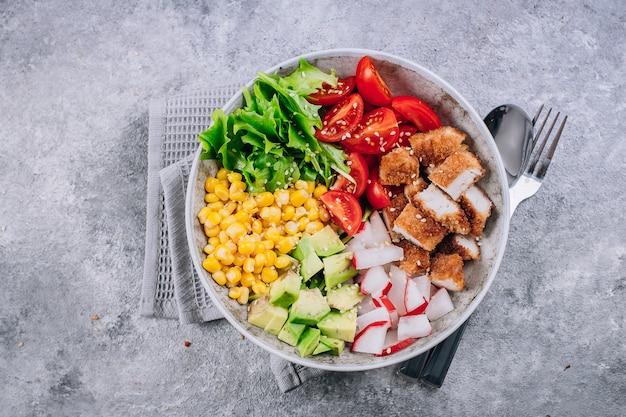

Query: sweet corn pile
[198,168,332,305]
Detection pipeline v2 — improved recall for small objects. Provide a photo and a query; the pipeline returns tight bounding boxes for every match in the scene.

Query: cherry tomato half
[365,166,391,210]
[341,107,399,154]
[390,95,442,132]
[331,152,369,198]
[315,93,364,143]
[355,56,393,107]
[320,190,363,236]
[396,124,418,148]
[307,76,356,106]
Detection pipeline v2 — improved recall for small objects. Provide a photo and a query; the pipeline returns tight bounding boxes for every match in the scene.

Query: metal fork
[399,105,568,387]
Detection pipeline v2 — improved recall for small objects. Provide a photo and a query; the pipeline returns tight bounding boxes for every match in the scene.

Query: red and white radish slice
[397,314,432,340]
[368,210,391,247]
[372,295,399,329]
[412,275,432,303]
[352,245,404,270]
[425,287,455,321]
[404,277,429,316]
[375,329,417,357]
[387,266,408,316]
[359,265,392,298]
[351,320,390,354]
[356,294,377,316]
[356,306,390,332]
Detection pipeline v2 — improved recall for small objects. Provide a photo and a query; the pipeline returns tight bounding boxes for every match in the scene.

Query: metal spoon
[398,104,534,387]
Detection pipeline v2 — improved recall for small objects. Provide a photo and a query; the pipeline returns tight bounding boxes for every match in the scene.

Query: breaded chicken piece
[382,193,409,242]
[379,147,420,186]
[410,183,471,235]
[396,239,430,275]
[437,234,480,260]
[428,150,485,201]
[402,177,428,202]
[429,252,465,291]
[459,184,494,238]
[392,204,448,251]
[408,126,466,168]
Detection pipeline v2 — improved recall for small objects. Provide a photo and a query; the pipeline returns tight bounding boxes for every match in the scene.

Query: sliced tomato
[365,166,391,210]
[341,107,399,154]
[356,56,392,107]
[331,152,369,197]
[396,124,418,148]
[320,190,363,236]
[315,93,364,143]
[390,95,442,132]
[307,76,356,106]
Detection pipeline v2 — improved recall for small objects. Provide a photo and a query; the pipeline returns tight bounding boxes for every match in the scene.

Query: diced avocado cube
[316,308,357,343]
[289,288,331,326]
[247,295,288,335]
[292,236,324,281]
[326,283,365,311]
[291,236,315,261]
[297,327,321,357]
[269,270,301,308]
[308,225,345,257]
[323,252,358,289]
[312,341,332,355]
[277,321,307,347]
[319,336,346,356]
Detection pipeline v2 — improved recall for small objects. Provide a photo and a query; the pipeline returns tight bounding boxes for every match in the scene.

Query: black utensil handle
[398,348,431,380]
[419,319,470,387]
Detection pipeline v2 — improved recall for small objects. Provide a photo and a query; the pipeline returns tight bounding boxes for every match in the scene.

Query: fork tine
[530,106,552,151]
[531,112,567,179]
[531,103,544,126]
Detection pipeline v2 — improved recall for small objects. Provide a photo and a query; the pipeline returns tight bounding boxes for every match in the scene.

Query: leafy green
[198,58,349,193]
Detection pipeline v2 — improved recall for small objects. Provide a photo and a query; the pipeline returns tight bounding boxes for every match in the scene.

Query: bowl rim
[185,48,510,371]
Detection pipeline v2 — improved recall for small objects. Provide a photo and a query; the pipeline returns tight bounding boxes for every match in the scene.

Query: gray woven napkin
[140,87,327,392]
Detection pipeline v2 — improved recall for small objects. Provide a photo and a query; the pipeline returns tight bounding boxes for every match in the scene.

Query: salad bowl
[185,48,510,371]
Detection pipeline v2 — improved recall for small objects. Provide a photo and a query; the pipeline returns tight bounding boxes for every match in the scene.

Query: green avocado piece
[277,320,307,346]
[297,327,321,357]
[326,283,365,311]
[288,288,331,326]
[316,308,358,343]
[269,270,302,308]
[323,252,358,289]
[319,336,346,356]
[312,341,332,355]
[247,295,288,335]
[291,236,324,281]
[308,225,345,257]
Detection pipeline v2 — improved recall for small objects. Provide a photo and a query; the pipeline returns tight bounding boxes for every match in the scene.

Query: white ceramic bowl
[185,49,510,371]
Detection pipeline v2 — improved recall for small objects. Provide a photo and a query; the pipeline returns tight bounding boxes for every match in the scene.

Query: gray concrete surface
[1,1,624,416]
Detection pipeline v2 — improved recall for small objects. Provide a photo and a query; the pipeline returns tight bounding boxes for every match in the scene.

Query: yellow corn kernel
[260,206,282,224]
[265,249,277,267]
[238,240,256,256]
[261,266,279,283]
[243,258,256,274]
[284,220,299,235]
[229,180,246,193]
[251,281,267,295]
[207,201,224,211]
[227,171,243,183]
[307,207,320,221]
[293,206,308,220]
[281,205,295,221]
[205,193,220,203]
[225,267,242,286]
[214,244,232,261]
[228,286,242,300]
[261,239,274,250]
[298,217,310,232]
[224,240,238,254]
[254,252,268,269]
[234,210,250,224]
[208,237,220,247]
[240,272,256,287]
[202,256,221,273]
[313,184,328,198]
[289,189,309,207]
[218,230,230,244]
[204,224,220,238]
[214,183,230,201]
[203,244,215,255]
[303,197,319,211]
[254,241,267,255]
[204,211,222,227]
[276,237,296,254]
[263,226,280,242]
[220,253,235,266]
[273,189,291,206]
[241,199,257,214]
[217,207,231,218]
[306,181,316,194]
[233,252,247,267]
[224,201,238,214]
[319,206,330,222]
[225,222,246,241]
[216,168,229,180]
[274,255,292,269]
[206,177,220,193]
[197,207,212,224]
[251,219,263,234]
[229,190,247,202]
[294,180,309,191]
[237,286,250,304]
[305,220,325,235]
[255,191,274,208]
[211,270,227,286]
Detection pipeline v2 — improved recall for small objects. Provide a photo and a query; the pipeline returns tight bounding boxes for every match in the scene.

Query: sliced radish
[356,294,377,316]
[375,329,417,357]
[351,221,375,248]
[404,277,429,316]
[351,320,390,354]
[387,266,408,316]
[372,295,399,329]
[425,287,455,321]
[397,314,432,340]
[359,265,392,298]
[412,275,432,303]
[352,245,404,270]
[368,210,391,247]
[356,307,390,332]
